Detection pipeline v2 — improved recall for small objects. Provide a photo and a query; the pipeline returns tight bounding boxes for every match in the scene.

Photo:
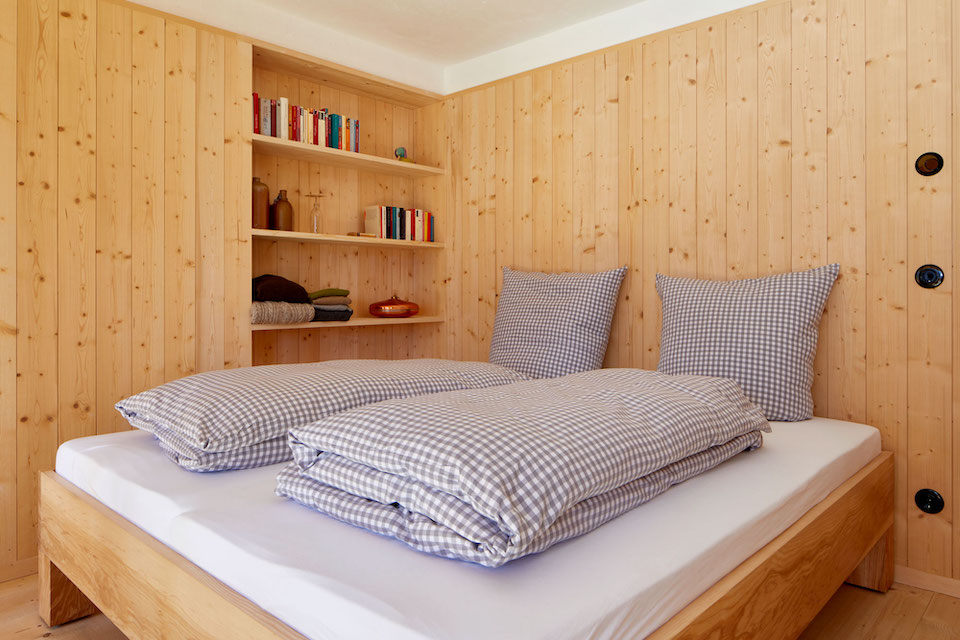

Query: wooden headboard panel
[415,0,959,584]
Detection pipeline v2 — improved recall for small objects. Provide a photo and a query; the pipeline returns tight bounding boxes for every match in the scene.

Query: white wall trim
[443,0,759,93]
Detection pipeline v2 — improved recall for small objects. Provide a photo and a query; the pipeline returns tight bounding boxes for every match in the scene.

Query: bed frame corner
[845,524,894,593]
[38,472,99,627]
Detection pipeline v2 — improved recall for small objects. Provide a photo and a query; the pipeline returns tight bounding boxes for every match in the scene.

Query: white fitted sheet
[56,418,880,640]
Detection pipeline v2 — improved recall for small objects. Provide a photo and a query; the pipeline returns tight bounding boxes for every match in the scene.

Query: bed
[39,417,892,639]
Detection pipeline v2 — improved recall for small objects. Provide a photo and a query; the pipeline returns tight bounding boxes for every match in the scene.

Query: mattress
[56,417,880,640]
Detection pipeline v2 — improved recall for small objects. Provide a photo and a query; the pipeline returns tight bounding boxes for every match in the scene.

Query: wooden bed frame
[38,451,893,639]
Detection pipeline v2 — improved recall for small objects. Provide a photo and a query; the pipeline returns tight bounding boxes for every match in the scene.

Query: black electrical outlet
[915,489,944,514]
[915,265,944,289]
[915,152,944,176]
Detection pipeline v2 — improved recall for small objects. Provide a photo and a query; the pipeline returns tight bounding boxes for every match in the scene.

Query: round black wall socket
[915,265,944,289]
[915,152,944,176]
[915,489,945,514]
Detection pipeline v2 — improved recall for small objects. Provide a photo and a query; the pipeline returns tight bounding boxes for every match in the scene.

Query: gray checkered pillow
[489,266,627,378]
[656,264,839,420]
[115,359,526,471]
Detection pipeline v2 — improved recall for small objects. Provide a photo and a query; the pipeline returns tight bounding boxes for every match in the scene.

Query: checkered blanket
[116,359,526,472]
[277,369,770,566]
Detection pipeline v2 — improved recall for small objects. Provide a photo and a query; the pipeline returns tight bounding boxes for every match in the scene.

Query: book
[253,93,260,134]
[415,209,423,242]
[354,119,360,152]
[260,98,270,136]
[270,99,276,137]
[404,209,412,241]
[363,206,382,238]
[278,97,288,140]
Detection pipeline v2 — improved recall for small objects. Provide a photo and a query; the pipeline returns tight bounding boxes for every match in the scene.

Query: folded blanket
[313,304,351,312]
[253,274,311,303]
[313,307,353,322]
[116,359,527,472]
[312,296,351,305]
[309,287,349,299]
[278,369,770,566]
[251,301,315,324]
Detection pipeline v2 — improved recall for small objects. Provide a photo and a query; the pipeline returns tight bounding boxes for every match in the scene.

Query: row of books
[253,93,359,153]
[364,206,436,242]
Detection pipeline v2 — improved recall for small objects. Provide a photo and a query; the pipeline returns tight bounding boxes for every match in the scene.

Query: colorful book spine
[253,93,260,134]
[429,213,435,242]
[270,100,276,137]
[353,119,359,152]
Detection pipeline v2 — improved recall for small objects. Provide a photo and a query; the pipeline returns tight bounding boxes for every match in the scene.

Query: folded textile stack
[250,301,316,325]
[309,288,354,322]
[251,274,315,325]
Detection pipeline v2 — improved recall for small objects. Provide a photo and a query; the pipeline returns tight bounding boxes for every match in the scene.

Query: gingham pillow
[656,264,839,420]
[489,266,627,378]
[116,359,526,471]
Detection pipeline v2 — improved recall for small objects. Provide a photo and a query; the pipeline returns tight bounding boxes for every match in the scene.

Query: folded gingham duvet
[115,359,526,472]
[277,369,770,566]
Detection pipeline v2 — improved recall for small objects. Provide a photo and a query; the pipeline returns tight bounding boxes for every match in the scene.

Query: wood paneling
[3,0,260,571]
[163,20,197,380]
[865,0,908,567]
[641,35,669,370]
[757,1,792,276]
[17,0,59,561]
[906,0,953,577]
[131,10,165,391]
[425,0,960,584]
[96,1,132,434]
[224,37,253,369]
[696,22,726,280]
[57,0,97,444]
[0,0,18,569]
[196,29,225,373]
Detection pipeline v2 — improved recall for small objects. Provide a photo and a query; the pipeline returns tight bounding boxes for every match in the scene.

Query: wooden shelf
[252,228,444,249]
[251,315,444,331]
[252,134,444,178]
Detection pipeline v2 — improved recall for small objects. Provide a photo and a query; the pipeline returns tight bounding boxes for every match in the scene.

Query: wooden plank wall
[249,70,443,365]
[1,0,252,580]
[419,0,960,581]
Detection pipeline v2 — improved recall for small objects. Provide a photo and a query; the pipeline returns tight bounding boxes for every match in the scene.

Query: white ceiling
[134,0,757,94]
[261,0,646,64]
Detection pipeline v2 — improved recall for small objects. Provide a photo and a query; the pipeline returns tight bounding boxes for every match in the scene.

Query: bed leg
[845,526,894,593]
[38,549,98,627]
